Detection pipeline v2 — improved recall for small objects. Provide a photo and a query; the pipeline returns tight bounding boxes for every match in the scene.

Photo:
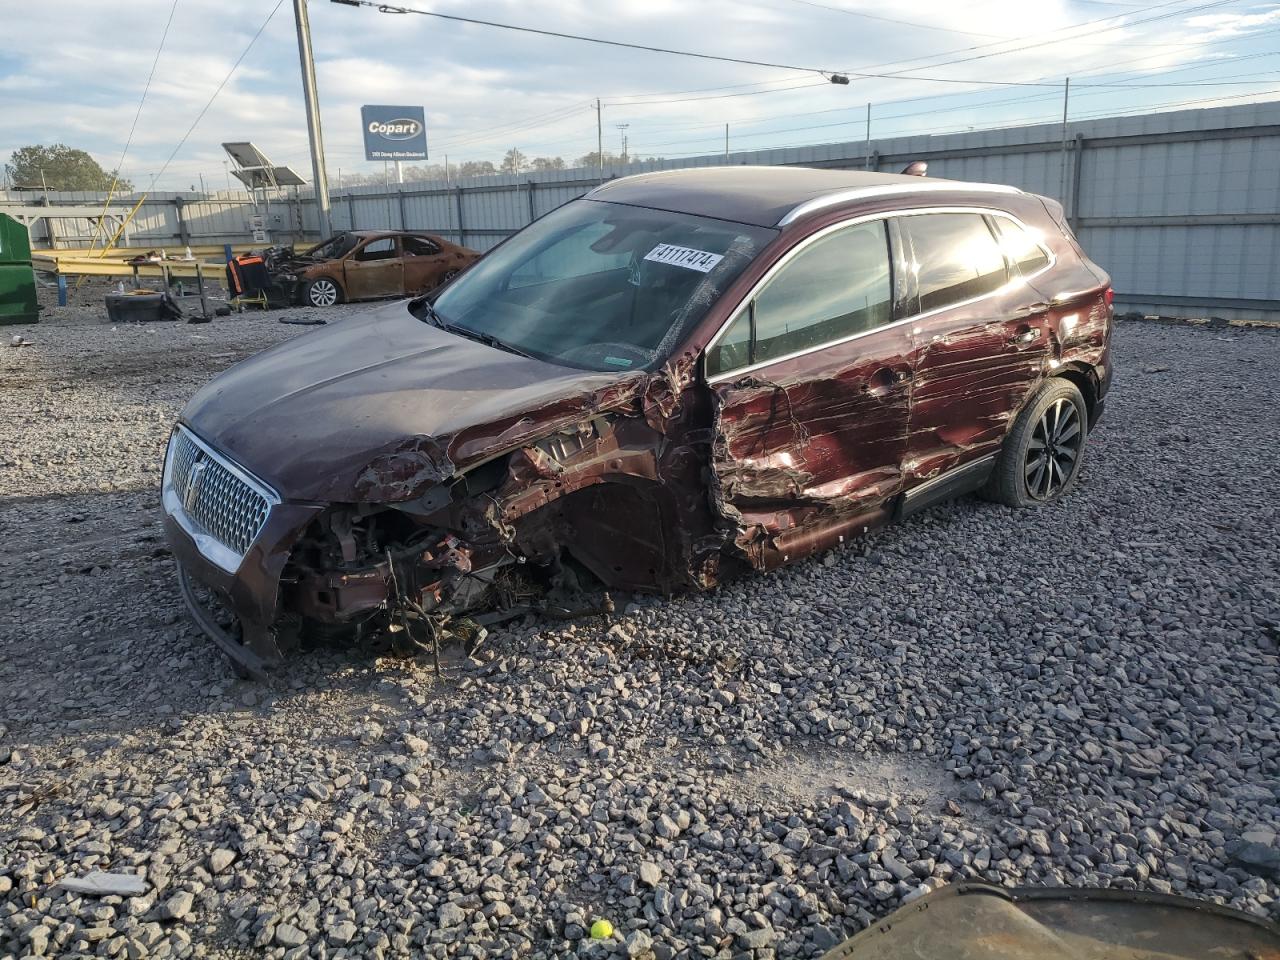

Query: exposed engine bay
[235,409,719,675]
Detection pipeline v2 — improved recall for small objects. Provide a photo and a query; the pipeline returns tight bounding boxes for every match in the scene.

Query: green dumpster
[0,213,40,325]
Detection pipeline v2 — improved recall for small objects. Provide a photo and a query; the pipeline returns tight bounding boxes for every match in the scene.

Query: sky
[1,0,1278,191]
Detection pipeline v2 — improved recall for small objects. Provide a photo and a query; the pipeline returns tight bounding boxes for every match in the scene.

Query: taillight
[1104,286,1114,306]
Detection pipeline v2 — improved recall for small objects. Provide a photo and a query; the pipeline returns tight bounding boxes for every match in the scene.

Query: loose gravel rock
[1,301,1277,959]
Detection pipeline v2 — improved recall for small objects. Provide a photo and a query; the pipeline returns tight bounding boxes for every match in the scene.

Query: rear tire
[982,379,1088,508]
[305,277,342,307]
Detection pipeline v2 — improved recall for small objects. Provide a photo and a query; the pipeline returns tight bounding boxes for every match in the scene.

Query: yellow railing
[30,244,260,279]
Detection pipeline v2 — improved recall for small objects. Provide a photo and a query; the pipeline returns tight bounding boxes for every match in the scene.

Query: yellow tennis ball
[590,919,614,940]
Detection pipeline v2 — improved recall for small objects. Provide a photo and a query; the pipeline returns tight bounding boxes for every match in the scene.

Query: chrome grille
[164,427,276,567]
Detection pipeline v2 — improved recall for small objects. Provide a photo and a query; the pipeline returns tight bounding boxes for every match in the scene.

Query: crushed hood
[181,301,637,502]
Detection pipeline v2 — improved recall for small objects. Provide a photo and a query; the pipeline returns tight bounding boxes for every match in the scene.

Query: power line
[751,0,1225,47]
[146,0,287,191]
[609,39,1280,140]
[432,103,592,150]
[650,84,1280,156]
[749,0,1015,40]
[318,0,1274,170]
[331,0,847,77]
[330,0,1249,93]
[112,0,180,183]
[634,72,1278,150]
[604,74,817,103]
[864,0,1238,79]
[835,0,1197,74]
[603,81,831,108]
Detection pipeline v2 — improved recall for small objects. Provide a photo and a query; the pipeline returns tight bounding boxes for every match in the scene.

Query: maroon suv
[162,166,1112,676]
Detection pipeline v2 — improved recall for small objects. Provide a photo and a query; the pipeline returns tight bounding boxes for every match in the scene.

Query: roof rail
[777,180,1021,227]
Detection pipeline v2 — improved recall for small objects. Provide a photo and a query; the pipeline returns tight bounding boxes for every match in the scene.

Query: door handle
[1008,327,1042,345]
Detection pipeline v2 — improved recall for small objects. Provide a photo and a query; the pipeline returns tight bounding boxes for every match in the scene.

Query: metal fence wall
[4,101,1278,319]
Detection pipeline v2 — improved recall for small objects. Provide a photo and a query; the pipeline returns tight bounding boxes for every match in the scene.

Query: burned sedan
[263,230,480,307]
[162,166,1113,677]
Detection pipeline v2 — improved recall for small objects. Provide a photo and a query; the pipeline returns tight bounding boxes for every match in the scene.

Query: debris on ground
[0,304,1276,957]
[56,872,149,897]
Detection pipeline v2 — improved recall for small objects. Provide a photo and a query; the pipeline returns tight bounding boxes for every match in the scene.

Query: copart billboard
[361,105,427,161]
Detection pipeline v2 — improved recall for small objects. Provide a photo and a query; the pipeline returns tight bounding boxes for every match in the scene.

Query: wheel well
[1055,367,1099,427]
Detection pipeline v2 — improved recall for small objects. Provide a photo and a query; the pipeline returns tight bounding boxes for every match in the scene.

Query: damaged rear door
[705,217,913,563]
[901,211,1052,482]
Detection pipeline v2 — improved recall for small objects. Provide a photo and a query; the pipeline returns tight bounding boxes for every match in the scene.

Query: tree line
[339,148,660,186]
[3,143,663,194]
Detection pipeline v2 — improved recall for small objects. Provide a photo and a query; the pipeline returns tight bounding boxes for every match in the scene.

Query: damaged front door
[343,236,405,301]
[705,218,913,563]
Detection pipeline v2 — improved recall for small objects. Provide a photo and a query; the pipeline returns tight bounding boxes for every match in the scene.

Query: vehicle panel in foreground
[819,882,1279,960]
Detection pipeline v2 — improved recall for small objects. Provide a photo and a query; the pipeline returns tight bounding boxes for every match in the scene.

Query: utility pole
[865,103,872,170]
[1059,77,1071,204]
[596,99,603,182]
[616,123,629,164]
[383,161,393,228]
[293,0,332,240]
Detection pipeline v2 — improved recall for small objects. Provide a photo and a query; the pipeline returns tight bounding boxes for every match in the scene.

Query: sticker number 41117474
[643,243,725,273]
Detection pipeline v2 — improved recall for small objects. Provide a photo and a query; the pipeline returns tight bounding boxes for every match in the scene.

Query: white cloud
[1,0,1278,190]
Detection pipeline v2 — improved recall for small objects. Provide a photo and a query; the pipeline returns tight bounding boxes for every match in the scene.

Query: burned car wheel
[984,379,1088,508]
[305,277,342,307]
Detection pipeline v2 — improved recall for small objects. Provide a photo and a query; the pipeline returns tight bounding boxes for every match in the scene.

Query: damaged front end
[163,381,717,678]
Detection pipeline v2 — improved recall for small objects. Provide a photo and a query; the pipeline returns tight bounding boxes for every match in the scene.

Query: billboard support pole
[293,0,331,240]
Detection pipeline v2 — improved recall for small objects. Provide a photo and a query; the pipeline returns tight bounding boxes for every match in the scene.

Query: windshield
[429,199,776,372]
[306,234,357,259]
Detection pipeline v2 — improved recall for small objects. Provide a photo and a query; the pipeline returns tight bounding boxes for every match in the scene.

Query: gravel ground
[1,296,1277,959]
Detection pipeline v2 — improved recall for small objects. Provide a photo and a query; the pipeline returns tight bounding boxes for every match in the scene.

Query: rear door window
[709,219,893,375]
[902,213,1008,313]
[403,236,441,257]
[991,215,1051,276]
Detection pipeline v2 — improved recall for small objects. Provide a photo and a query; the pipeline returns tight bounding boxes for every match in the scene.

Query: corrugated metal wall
[5,101,1278,319]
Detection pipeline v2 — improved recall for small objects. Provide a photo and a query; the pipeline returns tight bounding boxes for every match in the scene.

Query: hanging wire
[86,0,181,259]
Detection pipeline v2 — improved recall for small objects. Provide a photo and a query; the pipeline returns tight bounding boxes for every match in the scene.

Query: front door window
[708,220,892,376]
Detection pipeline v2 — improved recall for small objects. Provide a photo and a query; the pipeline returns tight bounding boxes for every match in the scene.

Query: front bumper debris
[176,562,270,680]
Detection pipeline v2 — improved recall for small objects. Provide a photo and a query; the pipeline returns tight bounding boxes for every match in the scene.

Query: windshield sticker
[643,243,725,273]
[604,356,634,367]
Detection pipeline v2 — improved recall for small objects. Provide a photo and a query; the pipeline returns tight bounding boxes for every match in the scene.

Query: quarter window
[903,213,1007,313]
[708,220,892,375]
[991,216,1051,276]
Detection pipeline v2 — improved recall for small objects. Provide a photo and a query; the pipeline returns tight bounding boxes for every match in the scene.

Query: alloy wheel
[309,279,338,307]
[1024,398,1082,500]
